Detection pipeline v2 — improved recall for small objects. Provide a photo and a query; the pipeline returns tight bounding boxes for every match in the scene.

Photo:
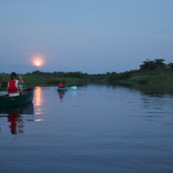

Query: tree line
[0,58,173,87]
[139,59,173,70]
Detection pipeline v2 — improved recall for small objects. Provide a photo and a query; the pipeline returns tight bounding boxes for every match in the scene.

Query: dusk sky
[0,0,173,74]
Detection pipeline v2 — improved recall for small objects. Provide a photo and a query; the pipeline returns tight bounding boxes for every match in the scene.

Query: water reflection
[70,89,78,97]
[142,93,173,113]
[136,86,173,97]
[57,91,66,101]
[0,103,34,135]
[34,86,44,114]
[8,113,23,135]
[34,86,42,106]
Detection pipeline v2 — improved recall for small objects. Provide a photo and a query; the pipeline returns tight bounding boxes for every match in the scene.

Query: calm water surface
[0,85,173,173]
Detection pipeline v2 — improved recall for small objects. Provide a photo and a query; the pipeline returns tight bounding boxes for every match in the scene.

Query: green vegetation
[1,58,173,93]
[0,71,87,89]
[106,59,173,93]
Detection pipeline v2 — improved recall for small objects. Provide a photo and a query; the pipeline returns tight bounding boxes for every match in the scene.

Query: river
[0,85,173,173]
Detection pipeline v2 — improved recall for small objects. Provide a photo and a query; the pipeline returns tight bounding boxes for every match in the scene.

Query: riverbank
[115,70,173,93]
[0,71,87,89]
[1,70,173,94]
[1,59,173,93]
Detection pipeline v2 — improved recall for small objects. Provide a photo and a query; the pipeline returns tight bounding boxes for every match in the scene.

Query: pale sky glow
[0,0,173,74]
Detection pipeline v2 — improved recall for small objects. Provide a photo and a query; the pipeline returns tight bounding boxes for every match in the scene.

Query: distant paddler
[58,81,65,89]
[57,81,68,91]
[70,86,77,90]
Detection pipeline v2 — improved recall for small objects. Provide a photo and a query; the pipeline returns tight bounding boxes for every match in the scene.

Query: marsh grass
[0,73,86,89]
[117,71,173,93]
[1,68,173,94]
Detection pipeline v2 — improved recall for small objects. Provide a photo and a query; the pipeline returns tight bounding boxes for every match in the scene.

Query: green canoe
[0,87,34,108]
[57,87,68,92]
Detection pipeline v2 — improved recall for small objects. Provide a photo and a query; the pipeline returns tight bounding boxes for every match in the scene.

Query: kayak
[70,86,77,90]
[0,87,34,108]
[57,87,68,92]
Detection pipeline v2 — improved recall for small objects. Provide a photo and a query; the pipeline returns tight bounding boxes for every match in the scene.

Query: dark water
[0,85,173,173]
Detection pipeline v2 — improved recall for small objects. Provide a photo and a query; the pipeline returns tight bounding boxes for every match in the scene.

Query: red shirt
[58,83,64,88]
[8,80,19,93]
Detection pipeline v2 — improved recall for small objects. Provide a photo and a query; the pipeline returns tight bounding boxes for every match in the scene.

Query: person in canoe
[58,81,65,88]
[7,72,24,97]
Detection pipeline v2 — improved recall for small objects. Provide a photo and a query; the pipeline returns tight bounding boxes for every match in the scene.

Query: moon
[35,60,41,67]
[32,57,44,67]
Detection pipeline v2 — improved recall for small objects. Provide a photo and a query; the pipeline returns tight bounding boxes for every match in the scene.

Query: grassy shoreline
[1,59,173,94]
[107,69,173,94]
[1,70,173,93]
[0,71,87,90]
